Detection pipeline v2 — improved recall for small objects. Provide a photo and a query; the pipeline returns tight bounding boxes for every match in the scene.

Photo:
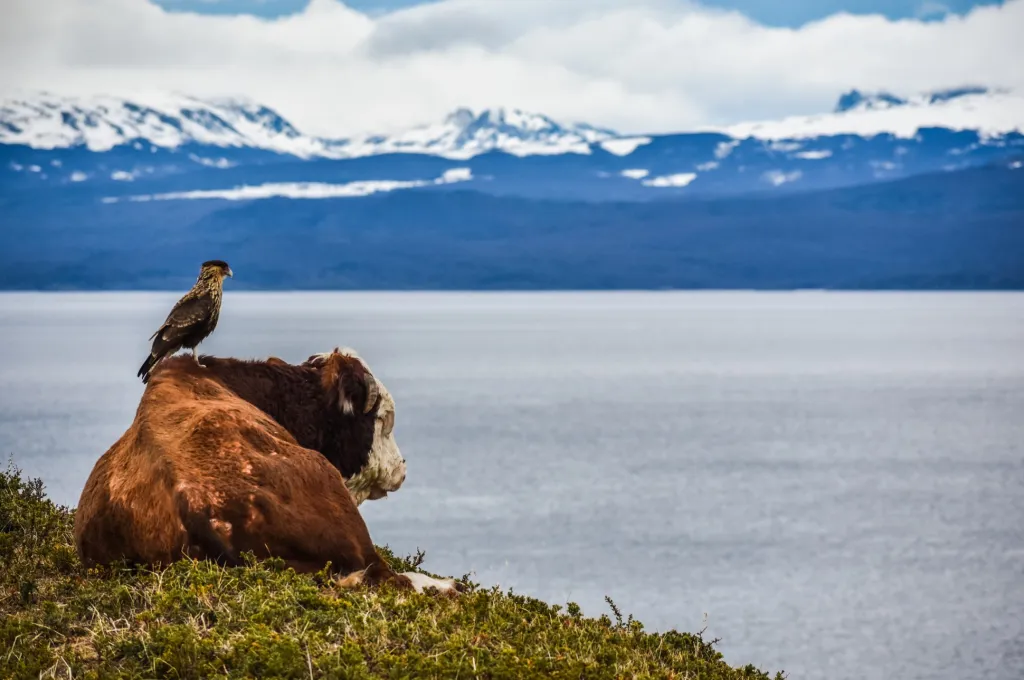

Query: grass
[1,462,785,679]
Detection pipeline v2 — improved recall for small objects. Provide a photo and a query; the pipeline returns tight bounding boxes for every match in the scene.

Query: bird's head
[200,260,233,281]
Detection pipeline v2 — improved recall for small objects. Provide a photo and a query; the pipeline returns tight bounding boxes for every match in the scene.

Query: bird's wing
[152,293,212,344]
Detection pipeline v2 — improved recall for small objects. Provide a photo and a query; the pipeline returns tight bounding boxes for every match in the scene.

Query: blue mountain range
[1,87,1022,290]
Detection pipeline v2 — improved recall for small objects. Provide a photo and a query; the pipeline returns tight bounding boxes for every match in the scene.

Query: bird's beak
[225,268,233,278]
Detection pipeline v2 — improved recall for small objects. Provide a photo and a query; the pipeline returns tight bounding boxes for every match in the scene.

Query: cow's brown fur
[73,351,412,590]
[188,353,380,480]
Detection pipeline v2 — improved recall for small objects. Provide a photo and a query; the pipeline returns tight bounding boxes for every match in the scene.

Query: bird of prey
[137,260,233,384]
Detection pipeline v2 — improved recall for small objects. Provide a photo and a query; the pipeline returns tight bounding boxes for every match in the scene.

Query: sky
[1,0,1021,136]
[152,0,1003,25]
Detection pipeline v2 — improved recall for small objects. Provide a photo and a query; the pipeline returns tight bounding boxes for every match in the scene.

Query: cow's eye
[382,411,395,437]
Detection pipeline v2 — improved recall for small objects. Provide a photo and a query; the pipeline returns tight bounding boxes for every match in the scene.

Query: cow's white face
[308,347,407,505]
[347,379,406,504]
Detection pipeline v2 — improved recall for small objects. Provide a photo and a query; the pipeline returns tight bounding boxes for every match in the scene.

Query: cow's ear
[321,355,379,415]
[337,367,380,416]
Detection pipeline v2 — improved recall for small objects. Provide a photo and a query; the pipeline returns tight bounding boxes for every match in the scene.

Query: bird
[137,260,233,384]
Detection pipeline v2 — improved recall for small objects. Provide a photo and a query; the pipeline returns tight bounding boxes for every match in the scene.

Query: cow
[73,347,459,595]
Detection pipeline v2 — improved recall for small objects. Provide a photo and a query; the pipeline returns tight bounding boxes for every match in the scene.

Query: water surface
[1,291,1022,680]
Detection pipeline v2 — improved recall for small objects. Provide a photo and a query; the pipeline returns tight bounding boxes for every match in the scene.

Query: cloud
[0,0,1021,136]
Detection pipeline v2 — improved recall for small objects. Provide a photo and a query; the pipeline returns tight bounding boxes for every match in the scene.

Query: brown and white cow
[73,347,458,594]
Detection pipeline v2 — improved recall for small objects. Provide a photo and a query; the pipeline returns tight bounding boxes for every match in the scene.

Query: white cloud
[0,0,1022,136]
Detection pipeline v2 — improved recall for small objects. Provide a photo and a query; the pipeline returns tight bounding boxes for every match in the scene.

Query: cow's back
[73,364,382,575]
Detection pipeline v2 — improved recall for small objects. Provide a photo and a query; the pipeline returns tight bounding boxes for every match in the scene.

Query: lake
[1,291,1022,680]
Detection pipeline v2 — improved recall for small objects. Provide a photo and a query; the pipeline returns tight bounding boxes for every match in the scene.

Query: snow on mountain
[102,167,474,203]
[0,92,332,157]
[833,90,910,113]
[600,137,652,156]
[641,173,698,188]
[0,93,617,160]
[3,86,1022,182]
[720,87,1024,141]
[328,107,616,159]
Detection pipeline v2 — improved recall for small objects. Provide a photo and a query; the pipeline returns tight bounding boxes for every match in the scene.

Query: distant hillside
[2,86,1023,291]
[2,87,1023,202]
[2,162,1022,291]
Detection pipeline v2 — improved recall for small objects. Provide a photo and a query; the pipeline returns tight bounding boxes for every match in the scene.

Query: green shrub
[0,462,784,679]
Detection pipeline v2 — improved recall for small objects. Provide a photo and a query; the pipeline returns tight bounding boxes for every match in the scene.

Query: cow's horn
[363,373,379,414]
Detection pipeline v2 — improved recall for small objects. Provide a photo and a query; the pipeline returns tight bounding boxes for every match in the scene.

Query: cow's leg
[335,559,415,591]
[221,488,386,579]
[176,492,242,567]
[238,496,458,594]
[224,459,463,596]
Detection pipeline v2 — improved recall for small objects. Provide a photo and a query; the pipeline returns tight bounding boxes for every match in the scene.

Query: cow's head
[304,347,407,504]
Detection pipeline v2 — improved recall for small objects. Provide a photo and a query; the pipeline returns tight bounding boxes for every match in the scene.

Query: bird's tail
[138,354,157,384]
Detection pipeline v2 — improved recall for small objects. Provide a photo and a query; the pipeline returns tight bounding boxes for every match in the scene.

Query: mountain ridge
[2,162,1021,291]
[4,85,1023,202]
[3,87,1022,291]
[719,86,1024,140]
[4,87,1021,161]
[0,92,621,160]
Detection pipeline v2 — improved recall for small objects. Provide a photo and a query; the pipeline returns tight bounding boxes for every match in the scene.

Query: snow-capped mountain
[3,88,1023,292]
[719,86,1024,140]
[0,92,616,160]
[0,92,329,157]
[3,86,1023,164]
[2,86,1023,202]
[332,108,617,159]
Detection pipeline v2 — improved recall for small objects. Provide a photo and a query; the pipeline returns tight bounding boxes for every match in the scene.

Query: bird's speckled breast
[207,287,222,332]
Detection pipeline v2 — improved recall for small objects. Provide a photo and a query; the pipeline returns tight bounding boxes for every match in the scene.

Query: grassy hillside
[1,463,783,679]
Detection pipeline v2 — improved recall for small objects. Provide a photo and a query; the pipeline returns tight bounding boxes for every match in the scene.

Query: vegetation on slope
[1,463,784,679]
